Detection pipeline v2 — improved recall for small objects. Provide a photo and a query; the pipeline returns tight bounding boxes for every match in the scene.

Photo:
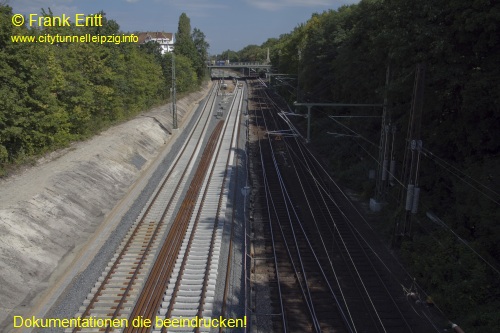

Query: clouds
[10,0,80,17]
[171,1,228,11]
[247,0,352,11]
[168,0,229,18]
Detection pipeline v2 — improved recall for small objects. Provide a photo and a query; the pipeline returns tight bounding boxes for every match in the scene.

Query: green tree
[174,13,209,83]
[175,13,197,58]
[1,4,72,162]
[237,44,264,62]
[0,3,201,174]
[192,27,209,65]
[219,49,239,63]
[162,53,197,93]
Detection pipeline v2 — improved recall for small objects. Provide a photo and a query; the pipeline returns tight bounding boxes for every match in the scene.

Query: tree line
[228,0,499,331]
[0,6,208,174]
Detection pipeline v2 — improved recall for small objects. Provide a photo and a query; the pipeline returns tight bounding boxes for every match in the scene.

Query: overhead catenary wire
[275,104,455,327]
[418,209,500,277]
[287,137,409,332]
[421,148,499,197]
[422,148,500,206]
[259,160,290,330]
[311,100,500,273]
[282,144,359,328]
[276,91,500,333]
[275,120,361,331]
[262,88,404,333]
[344,130,500,278]
[254,84,321,332]
[284,141,451,330]
[257,81,358,332]
[329,116,380,149]
[306,100,500,266]
[282,127,441,332]
[316,109,500,278]
[318,109,408,189]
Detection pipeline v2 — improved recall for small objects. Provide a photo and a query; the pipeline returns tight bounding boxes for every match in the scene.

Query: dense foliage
[0,7,208,174]
[236,0,500,331]
[216,38,279,63]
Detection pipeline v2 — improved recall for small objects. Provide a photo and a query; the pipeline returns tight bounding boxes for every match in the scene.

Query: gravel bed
[211,90,249,333]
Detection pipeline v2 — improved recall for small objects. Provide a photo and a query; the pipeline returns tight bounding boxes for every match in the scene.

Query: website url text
[11,33,138,45]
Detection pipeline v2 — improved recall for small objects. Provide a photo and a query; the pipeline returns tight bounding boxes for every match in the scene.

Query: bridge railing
[207,62,271,67]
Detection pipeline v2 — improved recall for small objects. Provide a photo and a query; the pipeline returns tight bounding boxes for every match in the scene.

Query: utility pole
[296,49,301,107]
[293,103,384,144]
[375,65,391,203]
[172,51,178,130]
[396,63,426,239]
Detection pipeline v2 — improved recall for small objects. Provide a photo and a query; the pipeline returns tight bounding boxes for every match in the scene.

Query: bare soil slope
[0,83,211,326]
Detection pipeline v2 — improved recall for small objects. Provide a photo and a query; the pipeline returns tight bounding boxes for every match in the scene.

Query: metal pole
[375,65,390,201]
[307,105,312,143]
[172,52,177,129]
[292,102,384,143]
[297,49,301,104]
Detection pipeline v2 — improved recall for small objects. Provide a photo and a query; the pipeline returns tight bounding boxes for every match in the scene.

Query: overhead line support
[293,102,384,143]
[172,51,178,130]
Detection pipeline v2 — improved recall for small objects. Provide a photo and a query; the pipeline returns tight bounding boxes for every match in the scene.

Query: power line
[424,211,500,276]
[328,116,379,149]
[349,136,500,278]
[282,135,451,328]
[317,110,407,189]
[422,148,500,206]
[274,105,477,329]
[287,103,500,280]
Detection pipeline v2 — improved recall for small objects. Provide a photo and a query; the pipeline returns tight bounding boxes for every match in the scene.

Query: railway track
[247,79,436,333]
[67,81,246,333]
[151,86,245,332]
[248,81,351,333]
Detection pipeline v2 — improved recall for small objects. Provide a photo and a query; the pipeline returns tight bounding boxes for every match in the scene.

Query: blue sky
[10,0,360,54]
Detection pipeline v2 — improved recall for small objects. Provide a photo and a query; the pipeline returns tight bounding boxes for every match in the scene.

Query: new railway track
[67,81,246,333]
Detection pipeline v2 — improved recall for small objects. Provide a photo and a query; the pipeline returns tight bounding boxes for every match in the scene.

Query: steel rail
[125,121,224,333]
[159,87,243,330]
[285,141,362,331]
[263,80,417,332]
[256,88,323,333]
[249,83,288,332]
[104,85,222,331]
[206,85,245,332]
[277,85,408,330]
[242,88,251,333]
[253,79,355,332]
[262,82,378,332]
[196,86,244,332]
[71,83,220,333]
[162,117,222,324]
[289,137,395,331]
[288,137,414,332]
[251,82,321,332]
[130,84,243,333]
[262,87,363,332]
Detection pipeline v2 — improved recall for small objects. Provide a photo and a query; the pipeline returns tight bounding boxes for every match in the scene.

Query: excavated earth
[0,82,211,329]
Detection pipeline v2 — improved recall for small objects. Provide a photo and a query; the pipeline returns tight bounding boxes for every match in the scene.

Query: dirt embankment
[0,83,211,326]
